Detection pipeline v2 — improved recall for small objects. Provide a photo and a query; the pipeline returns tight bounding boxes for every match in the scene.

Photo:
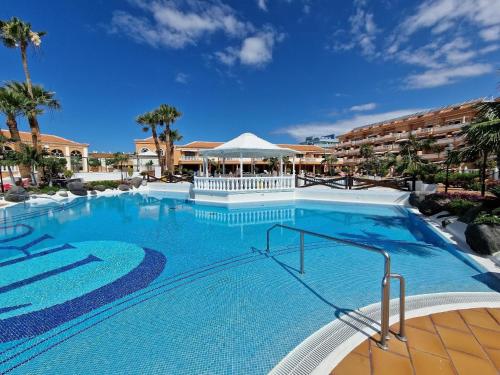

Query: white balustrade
[194,175,295,192]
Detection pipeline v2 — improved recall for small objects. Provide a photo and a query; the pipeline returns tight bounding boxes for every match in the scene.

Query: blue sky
[1,0,499,152]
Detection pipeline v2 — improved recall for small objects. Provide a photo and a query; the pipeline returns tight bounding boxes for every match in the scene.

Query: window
[51,149,64,157]
[70,150,82,158]
[140,148,150,153]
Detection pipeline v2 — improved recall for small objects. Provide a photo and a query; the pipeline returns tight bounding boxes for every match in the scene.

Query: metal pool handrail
[266,223,406,350]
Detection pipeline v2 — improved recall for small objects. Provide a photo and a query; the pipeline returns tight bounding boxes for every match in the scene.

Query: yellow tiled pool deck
[331,308,500,375]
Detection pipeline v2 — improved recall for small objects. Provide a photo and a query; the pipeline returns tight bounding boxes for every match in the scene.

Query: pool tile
[407,315,435,333]
[435,325,487,359]
[371,345,413,375]
[409,348,455,375]
[447,349,498,375]
[331,352,370,375]
[459,309,500,332]
[431,310,469,332]
[405,326,448,358]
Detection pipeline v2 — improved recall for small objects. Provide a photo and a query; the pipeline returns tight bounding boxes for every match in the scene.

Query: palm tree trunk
[163,125,172,174]
[6,116,30,179]
[151,127,164,173]
[28,115,45,182]
[480,152,488,197]
[7,165,15,184]
[20,43,34,98]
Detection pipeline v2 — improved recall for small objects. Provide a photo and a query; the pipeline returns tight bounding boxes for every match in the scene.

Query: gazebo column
[292,156,296,188]
[222,157,225,175]
[239,153,243,190]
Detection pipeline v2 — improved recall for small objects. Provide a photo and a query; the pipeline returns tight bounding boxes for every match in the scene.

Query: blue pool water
[0,193,497,374]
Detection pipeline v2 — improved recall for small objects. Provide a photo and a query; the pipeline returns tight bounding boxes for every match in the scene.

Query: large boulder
[118,184,130,191]
[4,186,29,202]
[418,197,450,216]
[130,177,143,189]
[90,190,97,196]
[465,223,500,255]
[67,181,87,196]
[94,185,106,192]
[409,192,427,208]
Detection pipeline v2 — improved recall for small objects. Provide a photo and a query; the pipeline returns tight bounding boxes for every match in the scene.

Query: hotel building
[330,98,496,167]
[134,138,330,174]
[0,130,89,177]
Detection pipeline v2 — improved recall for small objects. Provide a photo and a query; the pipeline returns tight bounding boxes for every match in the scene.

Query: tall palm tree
[15,145,44,184]
[7,81,60,151]
[0,86,31,178]
[160,129,183,175]
[136,111,164,173]
[396,135,436,189]
[0,17,46,99]
[458,101,500,196]
[155,104,182,174]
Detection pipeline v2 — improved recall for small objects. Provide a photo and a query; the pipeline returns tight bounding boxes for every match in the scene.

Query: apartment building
[330,98,494,166]
[134,138,330,174]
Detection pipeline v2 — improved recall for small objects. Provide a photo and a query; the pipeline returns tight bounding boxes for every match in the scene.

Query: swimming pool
[0,192,497,374]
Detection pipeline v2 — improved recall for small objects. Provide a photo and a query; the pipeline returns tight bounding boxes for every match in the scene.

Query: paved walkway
[331,308,500,375]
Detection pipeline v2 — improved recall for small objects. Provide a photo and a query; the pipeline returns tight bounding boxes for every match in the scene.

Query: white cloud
[349,102,376,112]
[480,25,500,41]
[331,1,379,57]
[110,0,253,49]
[405,63,493,89]
[257,0,268,11]
[278,109,425,140]
[215,28,284,67]
[175,72,189,84]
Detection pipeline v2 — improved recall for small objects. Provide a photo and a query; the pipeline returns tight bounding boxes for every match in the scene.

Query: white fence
[194,175,295,192]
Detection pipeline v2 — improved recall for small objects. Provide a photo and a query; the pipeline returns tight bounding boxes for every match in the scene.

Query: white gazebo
[193,133,298,203]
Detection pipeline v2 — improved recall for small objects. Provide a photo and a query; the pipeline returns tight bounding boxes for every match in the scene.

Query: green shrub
[473,213,500,225]
[85,180,120,190]
[445,199,478,216]
[434,171,480,190]
[27,186,60,194]
[64,170,74,179]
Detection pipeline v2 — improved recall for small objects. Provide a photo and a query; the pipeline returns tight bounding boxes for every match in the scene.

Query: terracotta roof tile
[1,130,88,146]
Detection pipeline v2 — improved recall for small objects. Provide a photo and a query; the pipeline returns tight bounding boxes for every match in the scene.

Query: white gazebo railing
[194,175,295,192]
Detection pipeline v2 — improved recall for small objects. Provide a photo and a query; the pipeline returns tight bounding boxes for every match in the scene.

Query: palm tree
[14,145,44,184]
[458,101,500,196]
[160,129,183,175]
[155,104,182,174]
[136,111,164,173]
[265,157,279,173]
[6,81,60,151]
[111,152,129,181]
[0,17,46,99]
[321,154,338,175]
[0,86,31,178]
[396,135,436,184]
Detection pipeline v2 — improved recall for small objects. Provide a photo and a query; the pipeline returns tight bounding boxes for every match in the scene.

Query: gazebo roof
[200,133,297,158]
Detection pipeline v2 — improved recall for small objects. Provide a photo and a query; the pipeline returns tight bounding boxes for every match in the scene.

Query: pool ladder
[266,224,406,350]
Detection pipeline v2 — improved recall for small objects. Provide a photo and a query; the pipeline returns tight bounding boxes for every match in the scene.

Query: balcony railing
[194,175,295,192]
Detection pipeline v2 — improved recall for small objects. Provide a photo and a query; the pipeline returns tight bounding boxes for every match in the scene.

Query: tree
[88,157,101,171]
[321,154,337,175]
[396,135,436,187]
[41,156,66,186]
[0,17,46,99]
[137,111,164,173]
[155,104,182,174]
[160,128,183,175]
[6,81,60,152]
[458,101,500,196]
[13,145,44,185]
[0,85,31,178]
[111,152,129,181]
[265,157,279,173]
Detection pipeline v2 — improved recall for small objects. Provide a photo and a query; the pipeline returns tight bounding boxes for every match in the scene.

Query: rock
[4,186,29,202]
[460,204,485,224]
[130,177,143,189]
[141,180,147,186]
[118,184,130,191]
[90,190,97,195]
[57,190,68,197]
[418,197,449,216]
[94,185,106,192]
[465,223,500,255]
[409,192,427,207]
[47,191,56,196]
[67,181,87,196]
